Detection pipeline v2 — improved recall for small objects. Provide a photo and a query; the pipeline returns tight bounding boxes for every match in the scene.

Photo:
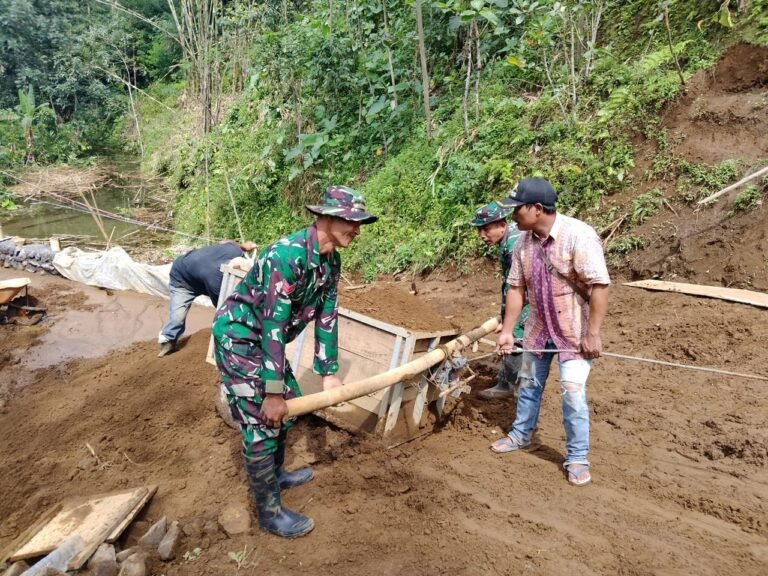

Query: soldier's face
[477,221,506,246]
[328,218,361,248]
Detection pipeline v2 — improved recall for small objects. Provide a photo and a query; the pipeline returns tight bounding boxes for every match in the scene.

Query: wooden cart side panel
[288,324,419,415]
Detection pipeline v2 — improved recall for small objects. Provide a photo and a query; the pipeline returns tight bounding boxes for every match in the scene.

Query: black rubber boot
[478,353,522,400]
[243,453,314,538]
[274,441,314,490]
[477,381,516,400]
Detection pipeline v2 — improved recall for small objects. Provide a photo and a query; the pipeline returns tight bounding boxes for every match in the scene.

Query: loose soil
[340,283,456,332]
[1,44,767,576]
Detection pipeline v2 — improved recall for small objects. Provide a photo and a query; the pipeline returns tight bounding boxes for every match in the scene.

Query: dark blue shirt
[169,243,244,305]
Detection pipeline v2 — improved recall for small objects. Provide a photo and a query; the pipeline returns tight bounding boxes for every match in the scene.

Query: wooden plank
[624,280,768,309]
[410,328,460,343]
[408,337,440,430]
[105,485,157,542]
[10,487,151,570]
[377,336,403,420]
[0,503,63,567]
[338,307,410,337]
[383,336,416,436]
[337,316,399,365]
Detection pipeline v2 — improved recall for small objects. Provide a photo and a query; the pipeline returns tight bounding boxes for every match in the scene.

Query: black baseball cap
[499,178,557,209]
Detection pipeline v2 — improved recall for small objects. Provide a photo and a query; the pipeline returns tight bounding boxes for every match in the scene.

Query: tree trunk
[414,0,432,139]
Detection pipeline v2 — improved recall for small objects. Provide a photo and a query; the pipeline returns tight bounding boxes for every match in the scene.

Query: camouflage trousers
[498,350,523,395]
[215,348,302,458]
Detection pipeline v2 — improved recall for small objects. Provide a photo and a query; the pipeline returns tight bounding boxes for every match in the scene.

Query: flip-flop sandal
[566,464,592,487]
[490,435,532,454]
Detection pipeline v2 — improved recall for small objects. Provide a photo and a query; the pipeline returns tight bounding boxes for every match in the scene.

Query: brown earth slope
[614,42,768,290]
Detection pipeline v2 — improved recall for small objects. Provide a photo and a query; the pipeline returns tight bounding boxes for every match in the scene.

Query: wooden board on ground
[9,486,156,570]
[106,485,157,542]
[624,280,768,309]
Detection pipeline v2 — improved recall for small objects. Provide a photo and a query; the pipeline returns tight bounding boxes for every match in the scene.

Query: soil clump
[340,282,456,331]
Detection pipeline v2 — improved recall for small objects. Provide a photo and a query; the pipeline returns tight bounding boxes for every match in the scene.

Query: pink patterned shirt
[506,214,610,361]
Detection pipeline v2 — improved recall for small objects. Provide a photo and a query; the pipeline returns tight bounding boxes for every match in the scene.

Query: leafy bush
[730,184,764,213]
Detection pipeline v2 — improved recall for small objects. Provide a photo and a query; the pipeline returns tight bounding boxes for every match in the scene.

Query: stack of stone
[0,240,58,275]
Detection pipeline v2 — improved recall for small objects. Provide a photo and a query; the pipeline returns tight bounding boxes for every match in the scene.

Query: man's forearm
[501,285,525,333]
[587,284,609,335]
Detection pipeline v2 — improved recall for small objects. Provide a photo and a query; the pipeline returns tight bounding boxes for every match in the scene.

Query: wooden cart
[207,265,459,437]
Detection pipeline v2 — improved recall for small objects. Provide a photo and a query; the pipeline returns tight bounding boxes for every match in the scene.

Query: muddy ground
[0,267,766,576]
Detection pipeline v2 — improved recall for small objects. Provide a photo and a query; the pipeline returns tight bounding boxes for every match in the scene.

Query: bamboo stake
[697,165,768,205]
[79,192,110,245]
[223,168,245,243]
[285,316,500,417]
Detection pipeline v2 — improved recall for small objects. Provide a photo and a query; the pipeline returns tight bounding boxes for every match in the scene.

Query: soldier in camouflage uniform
[212,186,377,538]
[469,201,529,400]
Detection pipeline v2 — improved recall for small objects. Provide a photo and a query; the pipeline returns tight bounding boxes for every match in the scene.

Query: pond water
[1,162,155,242]
[1,186,145,240]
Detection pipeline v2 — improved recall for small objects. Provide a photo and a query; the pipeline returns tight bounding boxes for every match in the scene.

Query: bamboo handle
[285,316,500,417]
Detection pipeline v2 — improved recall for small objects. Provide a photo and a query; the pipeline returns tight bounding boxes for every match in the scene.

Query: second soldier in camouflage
[469,200,529,400]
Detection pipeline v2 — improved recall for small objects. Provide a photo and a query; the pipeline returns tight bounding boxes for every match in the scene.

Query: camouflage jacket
[212,224,340,392]
[500,224,528,339]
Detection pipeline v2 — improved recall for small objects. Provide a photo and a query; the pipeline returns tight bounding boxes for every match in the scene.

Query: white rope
[470,349,768,382]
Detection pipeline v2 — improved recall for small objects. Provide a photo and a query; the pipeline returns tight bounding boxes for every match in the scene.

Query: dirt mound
[617,42,768,289]
[340,282,456,332]
[663,43,768,166]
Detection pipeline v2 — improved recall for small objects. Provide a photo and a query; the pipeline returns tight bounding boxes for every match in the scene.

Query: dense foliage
[0,0,179,168]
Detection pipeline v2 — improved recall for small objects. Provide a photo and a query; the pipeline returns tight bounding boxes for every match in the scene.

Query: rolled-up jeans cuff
[264,379,285,394]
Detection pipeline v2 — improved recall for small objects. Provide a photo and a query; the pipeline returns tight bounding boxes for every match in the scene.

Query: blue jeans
[508,340,592,466]
[158,282,197,344]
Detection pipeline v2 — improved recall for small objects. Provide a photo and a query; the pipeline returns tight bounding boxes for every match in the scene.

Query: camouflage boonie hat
[469,201,513,227]
[306,185,378,224]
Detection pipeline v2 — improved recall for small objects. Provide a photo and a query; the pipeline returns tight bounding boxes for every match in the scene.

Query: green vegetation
[675,159,741,203]
[629,189,663,226]
[1,1,764,275]
[731,183,765,213]
[607,235,645,256]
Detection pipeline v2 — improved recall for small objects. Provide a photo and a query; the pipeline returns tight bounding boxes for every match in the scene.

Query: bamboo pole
[285,316,500,418]
[697,165,768,205]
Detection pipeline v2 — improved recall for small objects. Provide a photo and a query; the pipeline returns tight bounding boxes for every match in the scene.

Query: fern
[597,86,633,124]
[638,40,692,75]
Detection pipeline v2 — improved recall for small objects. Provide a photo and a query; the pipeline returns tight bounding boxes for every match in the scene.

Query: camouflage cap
[306,185,378,224]
[469,201,513,227]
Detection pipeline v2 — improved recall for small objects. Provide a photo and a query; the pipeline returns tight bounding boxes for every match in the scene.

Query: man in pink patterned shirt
[490,178,610,487]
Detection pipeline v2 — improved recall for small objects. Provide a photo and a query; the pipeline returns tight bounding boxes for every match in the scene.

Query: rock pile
[0,240,58,275]
[0,516,185,576]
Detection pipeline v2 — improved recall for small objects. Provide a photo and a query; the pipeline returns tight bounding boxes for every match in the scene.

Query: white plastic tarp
[52,246,212,306]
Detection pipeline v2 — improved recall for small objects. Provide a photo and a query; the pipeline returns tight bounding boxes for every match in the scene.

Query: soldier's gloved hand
[260,394,288,428]
[322,374,343,391]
